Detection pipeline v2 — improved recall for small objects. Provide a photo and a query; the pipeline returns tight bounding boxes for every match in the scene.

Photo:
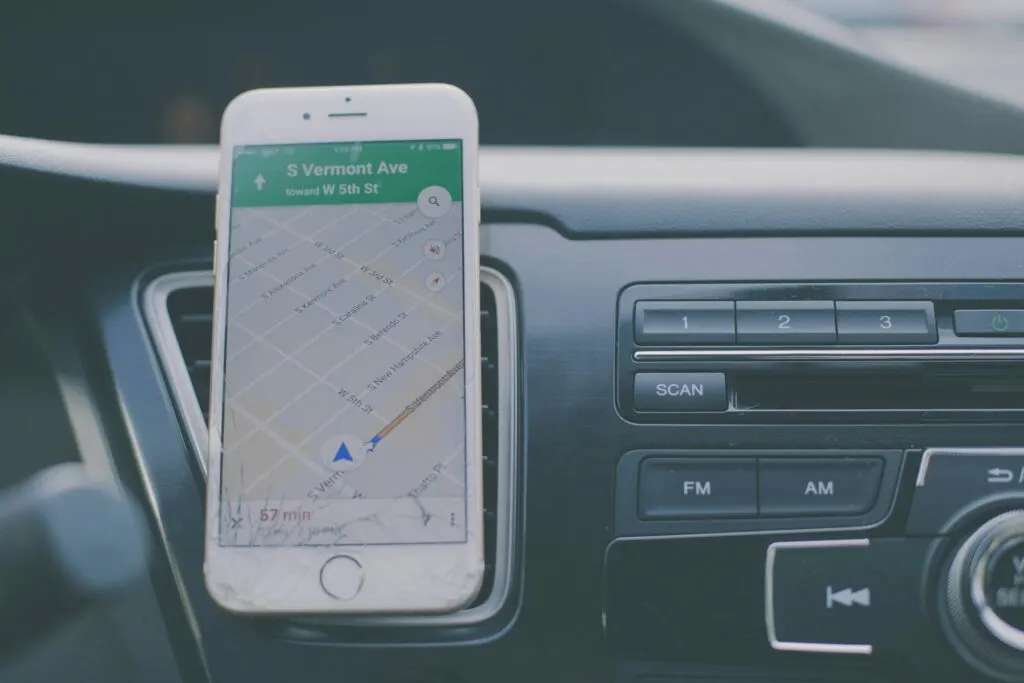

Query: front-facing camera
[302,112,311,121]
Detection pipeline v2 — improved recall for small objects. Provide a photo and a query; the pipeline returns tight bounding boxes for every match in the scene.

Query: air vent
[165,286,215,422]
[145,269,517,626]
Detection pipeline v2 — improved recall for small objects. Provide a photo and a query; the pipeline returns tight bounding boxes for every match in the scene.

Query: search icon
[417,186,452,218]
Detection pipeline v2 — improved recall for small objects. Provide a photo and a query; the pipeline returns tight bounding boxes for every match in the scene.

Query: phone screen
[219,140,467,547]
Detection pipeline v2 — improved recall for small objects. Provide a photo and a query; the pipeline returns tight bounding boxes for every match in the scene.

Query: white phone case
[204,84,484,615]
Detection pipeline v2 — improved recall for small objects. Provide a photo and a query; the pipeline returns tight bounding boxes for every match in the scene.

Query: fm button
[633,372,727,412]
[639,457,756,520]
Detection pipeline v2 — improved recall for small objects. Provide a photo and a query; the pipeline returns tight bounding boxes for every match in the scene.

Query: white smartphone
[204,84,484,615]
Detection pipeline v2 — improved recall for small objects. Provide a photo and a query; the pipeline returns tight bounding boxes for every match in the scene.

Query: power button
[954,309,1024,337]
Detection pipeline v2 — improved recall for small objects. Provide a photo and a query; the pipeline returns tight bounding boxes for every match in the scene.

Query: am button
[758,458,884,517]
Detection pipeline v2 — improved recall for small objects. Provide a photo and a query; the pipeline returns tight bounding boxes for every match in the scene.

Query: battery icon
[442,143,458,150]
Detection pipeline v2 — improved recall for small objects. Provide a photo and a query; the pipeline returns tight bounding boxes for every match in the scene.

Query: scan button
[633,372,727,412]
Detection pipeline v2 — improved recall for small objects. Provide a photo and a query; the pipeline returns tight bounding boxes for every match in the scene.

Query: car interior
[3,1,1024,682]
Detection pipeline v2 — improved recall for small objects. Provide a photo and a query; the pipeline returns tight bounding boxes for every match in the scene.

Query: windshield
[0,1,796,147]
[2,0,1021,146]
[793,0,1024,106]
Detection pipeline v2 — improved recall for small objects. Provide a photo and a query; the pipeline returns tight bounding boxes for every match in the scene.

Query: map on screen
[217,140,467,547]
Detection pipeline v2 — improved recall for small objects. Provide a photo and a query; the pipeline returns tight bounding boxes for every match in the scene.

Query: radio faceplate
[606,448,1024,682]
[616,282,1024,424]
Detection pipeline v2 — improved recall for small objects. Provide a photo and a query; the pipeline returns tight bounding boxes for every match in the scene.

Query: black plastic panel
[603,535,952,678]
[603,535,935,673]
[84,223,1024,683]
[604,537,778,663]
[7,95,1024,682]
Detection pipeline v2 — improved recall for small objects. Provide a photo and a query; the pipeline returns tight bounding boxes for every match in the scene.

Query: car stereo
[607,282,1024,683]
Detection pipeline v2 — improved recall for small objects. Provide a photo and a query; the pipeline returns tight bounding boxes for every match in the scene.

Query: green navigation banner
[231,140,463,207]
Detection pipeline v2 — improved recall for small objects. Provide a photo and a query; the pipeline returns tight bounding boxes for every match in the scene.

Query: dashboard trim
[635,348,1024,361]
[143,272,212,472]
[34,297,206,683]
[141,267,521,628]
[3,134,1024,238]
[50,346,120,483]
[0,134,1020,196]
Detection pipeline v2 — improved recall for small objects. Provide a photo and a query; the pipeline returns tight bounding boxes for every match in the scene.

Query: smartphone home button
[319,555,364,600]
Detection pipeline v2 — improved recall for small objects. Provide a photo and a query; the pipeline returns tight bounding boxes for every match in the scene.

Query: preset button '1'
[634,301,736,345]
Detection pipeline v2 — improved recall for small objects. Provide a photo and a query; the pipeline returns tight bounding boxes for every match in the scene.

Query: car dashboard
[3,2,1024,683]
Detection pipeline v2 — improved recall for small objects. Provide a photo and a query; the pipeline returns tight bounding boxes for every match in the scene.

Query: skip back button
[767,538,927,656]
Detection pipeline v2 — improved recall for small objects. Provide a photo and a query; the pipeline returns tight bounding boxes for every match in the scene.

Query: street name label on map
[286,161,410,177]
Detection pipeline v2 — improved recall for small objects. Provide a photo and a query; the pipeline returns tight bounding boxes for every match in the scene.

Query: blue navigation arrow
[333,442,353,462]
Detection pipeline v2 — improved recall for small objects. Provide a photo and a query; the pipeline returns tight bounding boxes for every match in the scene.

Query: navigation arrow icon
[333,442,353,462]
[254,174,266,191]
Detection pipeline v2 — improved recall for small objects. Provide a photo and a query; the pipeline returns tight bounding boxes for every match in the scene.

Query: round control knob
[943,510,1024,681]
